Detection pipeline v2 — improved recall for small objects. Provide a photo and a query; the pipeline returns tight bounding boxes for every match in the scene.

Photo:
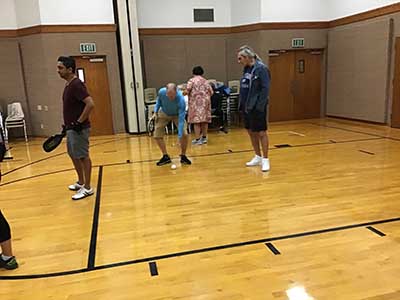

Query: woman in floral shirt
[187,66,213,145]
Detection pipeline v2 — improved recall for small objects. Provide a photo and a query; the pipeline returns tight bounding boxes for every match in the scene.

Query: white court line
[288,131,306,137]
[268,131,290,135]
[268,131,306,137]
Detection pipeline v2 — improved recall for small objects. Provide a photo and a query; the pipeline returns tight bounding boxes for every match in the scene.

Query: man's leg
[175,119,191,165]
[82,157,92,189]
[247,130,261,157]
[180,134,188,156]
[155,137,168,155]
[71,158,84,184]
[259,130,269,158]
[70,129,94,200]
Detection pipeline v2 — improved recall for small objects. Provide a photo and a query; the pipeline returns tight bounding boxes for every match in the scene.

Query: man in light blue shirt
[153,83,191,166]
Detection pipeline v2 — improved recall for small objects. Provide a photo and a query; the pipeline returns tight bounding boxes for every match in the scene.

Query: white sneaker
[68,182,83,191]
[192,138,203,145]
[246,155,262,167]
[201,137,208,144]
[262,158,270,172]
[72,187,94,200]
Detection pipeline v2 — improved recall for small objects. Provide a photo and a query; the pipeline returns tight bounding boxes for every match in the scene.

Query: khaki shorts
[154,112,187,138]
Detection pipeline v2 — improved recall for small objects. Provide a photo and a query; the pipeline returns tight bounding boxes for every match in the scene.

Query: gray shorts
[66,128,90,159]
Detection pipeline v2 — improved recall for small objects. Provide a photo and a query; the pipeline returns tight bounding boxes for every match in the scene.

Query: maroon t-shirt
[63,77,91,127]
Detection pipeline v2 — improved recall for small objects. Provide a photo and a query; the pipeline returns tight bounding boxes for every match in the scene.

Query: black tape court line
[309,122,400,142]
[359,150,375,155]
[1,216,399,281]
[0,136,385,188]
[1,136,132,177]
[274,144,292,148]
[265,243,281,255]
[87,166,104,269]
[366,226,386,237]
[149,262,159,276]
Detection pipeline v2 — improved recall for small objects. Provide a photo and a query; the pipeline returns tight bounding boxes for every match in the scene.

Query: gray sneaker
[192,138,203,145]
[201,137,208,144]
[68,182,83,191]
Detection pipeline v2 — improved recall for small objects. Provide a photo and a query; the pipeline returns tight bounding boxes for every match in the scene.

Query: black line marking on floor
[265,243,281,255]
[2,136,132,177]
[103,150,117,153]
[2,152,66,176]
[0,168,76,187]
[1,216,399,280]
[228,149,233,153]
[274,144,292,148]
[0,137,385,188]
[310,122,400,143]
[329,140,337,143]
[359,150,375,155]
[87,166,103,269]
[3,121,396,178]
[366,226,386,237]
[4,122,383,179]
[149,262,159,276]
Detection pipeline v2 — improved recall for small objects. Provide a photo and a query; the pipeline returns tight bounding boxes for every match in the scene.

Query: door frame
[73,55,115,135]
[391,37,400,128]
[268,48,326,120]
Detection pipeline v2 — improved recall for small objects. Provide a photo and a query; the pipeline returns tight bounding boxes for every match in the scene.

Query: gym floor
[0,118,399,300]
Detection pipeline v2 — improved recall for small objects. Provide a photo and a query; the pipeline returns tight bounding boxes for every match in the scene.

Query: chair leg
[23,120,28,142]
[4,125,8,144]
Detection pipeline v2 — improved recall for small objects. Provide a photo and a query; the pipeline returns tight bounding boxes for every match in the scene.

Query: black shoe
[0,255,18,270]
[180,155,192,165]
[157,154,171,166]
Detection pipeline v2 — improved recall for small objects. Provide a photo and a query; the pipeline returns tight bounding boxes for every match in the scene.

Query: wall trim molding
[139,22,329,36]
[1,2,400,38]
[0,24,117,38]
[329,2,400,27]
[139,2,400,36]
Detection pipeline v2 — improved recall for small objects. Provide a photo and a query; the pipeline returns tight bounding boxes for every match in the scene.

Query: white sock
[2,254,12,260]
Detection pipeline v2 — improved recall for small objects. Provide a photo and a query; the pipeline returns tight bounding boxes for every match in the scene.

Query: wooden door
[391,37,400,128]
[268,51,295,122]
[293,50,322,120]
[75,57,114,136]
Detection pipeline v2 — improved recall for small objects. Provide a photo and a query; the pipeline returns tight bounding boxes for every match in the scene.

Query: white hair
[238,45,258,59]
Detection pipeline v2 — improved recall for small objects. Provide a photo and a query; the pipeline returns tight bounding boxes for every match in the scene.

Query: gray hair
[166,83,177,91]
[238,45,258,59]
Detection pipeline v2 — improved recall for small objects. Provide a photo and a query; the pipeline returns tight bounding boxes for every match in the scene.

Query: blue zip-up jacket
[240,59,271,113]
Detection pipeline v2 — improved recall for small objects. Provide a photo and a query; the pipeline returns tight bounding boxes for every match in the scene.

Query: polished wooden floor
[0,118,400,299]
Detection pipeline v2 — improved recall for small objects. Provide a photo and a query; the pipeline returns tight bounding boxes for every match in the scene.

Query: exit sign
[80,43,97,54]
[292,38,305,48]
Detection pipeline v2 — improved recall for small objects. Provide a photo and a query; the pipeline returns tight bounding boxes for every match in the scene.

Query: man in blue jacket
[237,45,271,172]
[153,83,191,166]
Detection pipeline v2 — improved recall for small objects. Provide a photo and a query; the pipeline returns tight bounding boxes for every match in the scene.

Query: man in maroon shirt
[57,56,95,200]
